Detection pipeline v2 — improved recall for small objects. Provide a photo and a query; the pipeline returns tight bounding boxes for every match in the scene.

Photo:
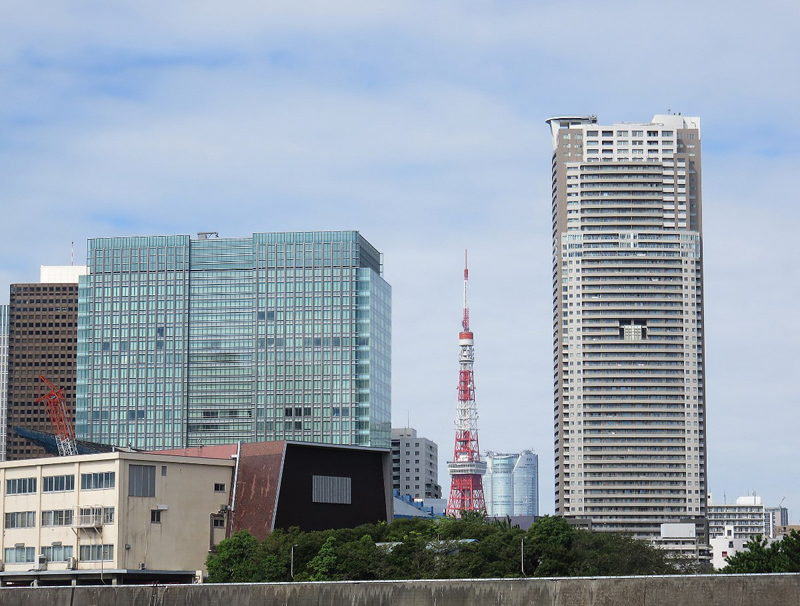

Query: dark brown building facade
[6,283,79,460]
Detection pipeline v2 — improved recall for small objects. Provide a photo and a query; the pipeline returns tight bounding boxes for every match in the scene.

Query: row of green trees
[206,514,696,583]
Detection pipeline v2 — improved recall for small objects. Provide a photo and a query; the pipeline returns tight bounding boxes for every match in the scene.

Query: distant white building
[482,451,538,517]
[707,495,766,540]
[39,266,88,284]
[709,524,754,569]
[764,506,789,539]
[706,494,780,569]
[391,428,441,499]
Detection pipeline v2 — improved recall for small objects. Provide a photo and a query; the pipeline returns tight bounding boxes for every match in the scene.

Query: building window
[81,472,115,490]
[129,465,156,497]
[43,545,73,562]
[214,483,226,492]
[161,466,167,477]
[5,511,36,528]
[42,509,74,526]
[43,475,75,493]
[151,510,162,524]
[312,475,352,504]
[4,546,35,563]
[6,477,37,495]
[213,517,225,529]
[79,544,114,562]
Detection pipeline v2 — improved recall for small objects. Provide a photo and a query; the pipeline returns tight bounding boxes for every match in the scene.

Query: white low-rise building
[651,523,705,563]
[709,524,752,569]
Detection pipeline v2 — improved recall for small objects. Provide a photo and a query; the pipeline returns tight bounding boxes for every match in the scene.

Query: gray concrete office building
[391,427,441,499]
[546,115,707,538]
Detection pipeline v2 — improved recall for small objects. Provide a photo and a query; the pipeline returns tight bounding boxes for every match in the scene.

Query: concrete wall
[0,574,798,606]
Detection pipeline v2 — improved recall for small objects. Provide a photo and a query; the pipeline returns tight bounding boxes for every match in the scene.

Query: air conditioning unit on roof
[34,554,47,571]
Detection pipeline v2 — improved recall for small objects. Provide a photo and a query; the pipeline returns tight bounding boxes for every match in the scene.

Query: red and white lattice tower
[446,252,487,516]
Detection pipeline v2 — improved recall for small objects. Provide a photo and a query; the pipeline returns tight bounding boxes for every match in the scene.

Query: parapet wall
[0,574,798,606]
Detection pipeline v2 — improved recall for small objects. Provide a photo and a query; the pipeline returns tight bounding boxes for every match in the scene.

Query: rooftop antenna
[71,242,74,266]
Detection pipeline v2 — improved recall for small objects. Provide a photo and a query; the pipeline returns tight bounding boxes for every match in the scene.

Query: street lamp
[291,544,299,580]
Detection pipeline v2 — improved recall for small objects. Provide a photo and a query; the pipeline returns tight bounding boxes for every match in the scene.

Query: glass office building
[76,231,391,450]
[482,451,539,517]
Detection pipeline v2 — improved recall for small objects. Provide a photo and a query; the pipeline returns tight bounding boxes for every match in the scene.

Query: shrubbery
[206,514,692,582]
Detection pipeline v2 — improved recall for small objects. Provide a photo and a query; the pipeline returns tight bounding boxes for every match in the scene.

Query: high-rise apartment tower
[0,305,8,460]
[546,115,707,538]
[76,231,391,450]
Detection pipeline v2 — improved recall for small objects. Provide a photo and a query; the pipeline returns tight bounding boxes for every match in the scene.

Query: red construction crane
[36,375,78,457]
[446,251,487,516]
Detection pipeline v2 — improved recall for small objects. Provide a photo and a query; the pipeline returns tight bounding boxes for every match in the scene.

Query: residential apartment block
[546,114,707,538]
[707,495,766,540]
[391,428,441,499]
[76,231,391,451]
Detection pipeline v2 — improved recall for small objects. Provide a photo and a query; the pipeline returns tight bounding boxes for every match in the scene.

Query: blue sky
[1,1,799,518]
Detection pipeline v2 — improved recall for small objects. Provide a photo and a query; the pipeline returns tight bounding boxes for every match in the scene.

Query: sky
[1,1,798,520]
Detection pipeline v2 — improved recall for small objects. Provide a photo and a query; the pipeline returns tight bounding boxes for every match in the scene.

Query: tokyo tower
[446,252,486,516]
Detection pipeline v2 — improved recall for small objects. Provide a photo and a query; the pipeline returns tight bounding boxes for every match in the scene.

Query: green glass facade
[76,232,391,450]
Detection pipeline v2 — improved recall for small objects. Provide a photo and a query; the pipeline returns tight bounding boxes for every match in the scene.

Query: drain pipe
[228,441,242,538]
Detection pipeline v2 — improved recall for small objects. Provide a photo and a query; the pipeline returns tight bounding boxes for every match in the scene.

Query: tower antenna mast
[446,250,486,516]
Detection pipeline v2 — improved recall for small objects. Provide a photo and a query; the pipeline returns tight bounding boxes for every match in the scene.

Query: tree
[569,530,680,576]
[384,533,437,579]
[780,529,800,572]
[205,515,690,583]
[722,530,800,574]
[307,536,339,581]
[335,535,386,580]
[206,530,262,583]
[526,515,576,576]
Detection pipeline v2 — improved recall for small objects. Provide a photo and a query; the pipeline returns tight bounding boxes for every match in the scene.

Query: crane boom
[36,375,78,457]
